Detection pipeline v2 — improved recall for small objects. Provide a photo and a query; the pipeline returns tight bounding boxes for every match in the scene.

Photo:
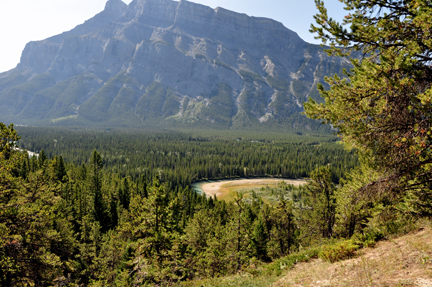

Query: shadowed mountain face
[0,0,350,130]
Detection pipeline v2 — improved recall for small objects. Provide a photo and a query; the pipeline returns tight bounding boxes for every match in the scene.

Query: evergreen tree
[334,163,380,238]
[38,150,47,168]
[0,124,76,286]
[126,179,182,284]
[0,123,19,160]
[141,174,148,198]
[79,163,87,180]
[267,200,297,259]
[120,177,130,210]
[306,0,432,213]
[299,166,336,244]
[251,215,269,261]
[56,156,68,183]
[109,192,119,230]
[90,150,109,232]
[20,155,29,180]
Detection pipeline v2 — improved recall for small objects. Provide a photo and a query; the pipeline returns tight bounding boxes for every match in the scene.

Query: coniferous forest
[16,126,357,186]
[2,0,432,285]
[1,124,357,286]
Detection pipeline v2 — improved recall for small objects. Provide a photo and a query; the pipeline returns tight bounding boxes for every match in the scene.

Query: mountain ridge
[0,0,350,131]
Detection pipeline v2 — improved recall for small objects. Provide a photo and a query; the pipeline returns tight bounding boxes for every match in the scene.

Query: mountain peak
[1,0,345,131]
[105,0,128,12]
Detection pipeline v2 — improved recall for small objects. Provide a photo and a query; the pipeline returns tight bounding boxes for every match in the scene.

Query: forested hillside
[2,0,432,285]
[0,123,355,285]
[0,122,429,285]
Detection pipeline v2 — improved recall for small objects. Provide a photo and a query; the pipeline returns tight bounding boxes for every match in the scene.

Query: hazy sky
[0,0,346,73]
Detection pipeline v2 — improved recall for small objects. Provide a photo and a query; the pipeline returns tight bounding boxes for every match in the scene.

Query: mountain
[0,0,350,130]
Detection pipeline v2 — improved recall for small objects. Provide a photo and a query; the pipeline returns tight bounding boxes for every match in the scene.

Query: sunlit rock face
[0,0,349,130]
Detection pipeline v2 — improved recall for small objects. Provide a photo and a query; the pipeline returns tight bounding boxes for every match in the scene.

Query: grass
[177,220,432,286]
[178,273,280,287]
[177,248,321,287]
[273,222,432,286]
[201,179,307,204]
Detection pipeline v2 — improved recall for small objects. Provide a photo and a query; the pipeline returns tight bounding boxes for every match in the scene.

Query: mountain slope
[0,0,350,130]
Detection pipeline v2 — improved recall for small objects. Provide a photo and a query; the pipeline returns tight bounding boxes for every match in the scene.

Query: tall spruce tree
[299,166,336,243]
[38,150,47,168]
[305,0,432,213]
[57,156,68,183]
[90,150,109,231]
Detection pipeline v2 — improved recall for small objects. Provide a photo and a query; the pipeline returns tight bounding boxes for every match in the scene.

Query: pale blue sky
[0,0,346,73]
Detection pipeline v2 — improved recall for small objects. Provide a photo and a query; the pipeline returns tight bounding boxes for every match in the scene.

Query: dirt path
[201,178,307,198]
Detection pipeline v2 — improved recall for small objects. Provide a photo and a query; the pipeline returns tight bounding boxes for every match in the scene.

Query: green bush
[352,230,384,248]
[318,240,359,263]
[266,247,320,276]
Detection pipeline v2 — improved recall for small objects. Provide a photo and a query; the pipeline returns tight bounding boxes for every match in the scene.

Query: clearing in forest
[200,178,307,202]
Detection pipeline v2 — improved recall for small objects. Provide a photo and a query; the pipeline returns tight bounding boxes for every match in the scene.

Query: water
[191,180,219,196]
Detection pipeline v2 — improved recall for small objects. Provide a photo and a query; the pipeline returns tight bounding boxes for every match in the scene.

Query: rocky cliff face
[0,0,350,130]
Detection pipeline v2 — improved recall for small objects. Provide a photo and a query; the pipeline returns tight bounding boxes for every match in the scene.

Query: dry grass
[201,179,306,202]
[272,225,432,287]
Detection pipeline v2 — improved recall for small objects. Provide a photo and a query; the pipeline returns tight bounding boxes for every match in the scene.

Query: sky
[0,0,346,73]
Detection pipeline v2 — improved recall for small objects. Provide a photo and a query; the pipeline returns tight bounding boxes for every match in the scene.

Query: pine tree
[299,166,336,244]
[0,123,19,160]
[267,200,297,258]
[120,177,130,210]
[251,215,269,261]
[306,0,432,212]
[109,192,119,229]
[0,124,76,286]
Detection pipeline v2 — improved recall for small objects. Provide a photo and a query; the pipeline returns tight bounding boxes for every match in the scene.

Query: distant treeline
[16,127,358,190]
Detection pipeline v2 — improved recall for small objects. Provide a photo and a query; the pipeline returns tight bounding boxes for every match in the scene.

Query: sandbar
[201,178,307,198]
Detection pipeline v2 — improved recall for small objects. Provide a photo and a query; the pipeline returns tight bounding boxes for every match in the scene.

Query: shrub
[266,247,320,276]
[318,240,359,263]
[352,230,384,248]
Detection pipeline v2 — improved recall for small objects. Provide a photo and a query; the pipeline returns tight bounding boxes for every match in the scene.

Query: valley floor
[200,178,307,198]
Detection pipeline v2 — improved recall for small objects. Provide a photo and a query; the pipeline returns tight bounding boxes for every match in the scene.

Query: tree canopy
[305,0,432,214]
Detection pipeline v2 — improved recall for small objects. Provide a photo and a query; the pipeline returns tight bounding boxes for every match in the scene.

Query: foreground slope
[183,225,432,286]
[0,0,349,129]
[274,226,432,286]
